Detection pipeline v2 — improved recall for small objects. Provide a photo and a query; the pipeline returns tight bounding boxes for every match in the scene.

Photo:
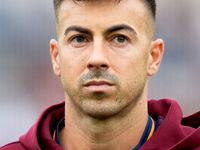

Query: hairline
[54,0,156,21]
[53,0,155,39]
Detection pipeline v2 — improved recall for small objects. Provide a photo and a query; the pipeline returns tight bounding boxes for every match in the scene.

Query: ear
[50,39,61,77]
[147,39,164,76]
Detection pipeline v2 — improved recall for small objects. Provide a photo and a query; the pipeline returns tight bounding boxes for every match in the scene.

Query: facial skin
[50,0,163,149]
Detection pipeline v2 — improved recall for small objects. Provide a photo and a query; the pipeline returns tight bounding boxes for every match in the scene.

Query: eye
[111,35,128,45]
[68,35,89,48]
[71,35,88,43]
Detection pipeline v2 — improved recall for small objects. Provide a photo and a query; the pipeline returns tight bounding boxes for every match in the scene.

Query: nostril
[89,64,94,68]
[88,64,108,70]
[101,64,107,68]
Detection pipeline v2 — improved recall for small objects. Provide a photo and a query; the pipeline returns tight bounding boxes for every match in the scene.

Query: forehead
[59,0,148,18]
[57,0,150,36]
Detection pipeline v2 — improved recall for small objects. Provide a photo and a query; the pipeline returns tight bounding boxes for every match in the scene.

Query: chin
[80,100,126,120]
[86,110,118,120]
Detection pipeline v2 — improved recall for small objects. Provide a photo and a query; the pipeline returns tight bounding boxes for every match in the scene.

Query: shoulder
[0,141,27,150]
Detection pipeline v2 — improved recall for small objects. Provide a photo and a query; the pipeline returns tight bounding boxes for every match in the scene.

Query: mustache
[79,69,121,85]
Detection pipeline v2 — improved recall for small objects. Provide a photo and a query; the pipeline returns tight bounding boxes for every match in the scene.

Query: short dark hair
[53,0,156,21]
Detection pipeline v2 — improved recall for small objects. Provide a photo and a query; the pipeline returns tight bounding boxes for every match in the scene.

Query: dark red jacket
[1,99,200,150]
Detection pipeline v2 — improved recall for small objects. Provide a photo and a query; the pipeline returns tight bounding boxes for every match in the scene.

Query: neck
[59,96,148,150]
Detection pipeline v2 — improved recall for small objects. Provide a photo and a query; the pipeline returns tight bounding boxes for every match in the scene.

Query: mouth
[83,80,115,92]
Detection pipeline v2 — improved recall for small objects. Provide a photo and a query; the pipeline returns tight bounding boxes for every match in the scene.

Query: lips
[84,80,114,86]
[83,80,115,92]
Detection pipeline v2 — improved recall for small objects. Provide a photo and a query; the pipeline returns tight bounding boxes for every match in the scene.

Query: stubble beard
[63,69,123,119]
[62,69,147,120]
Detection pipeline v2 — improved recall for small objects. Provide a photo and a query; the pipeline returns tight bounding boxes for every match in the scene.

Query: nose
[86,42,110,70]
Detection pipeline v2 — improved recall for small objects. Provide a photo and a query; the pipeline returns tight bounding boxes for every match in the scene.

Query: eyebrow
[64,24,137,36]
[104,24,137,35]
[64,26,93,35]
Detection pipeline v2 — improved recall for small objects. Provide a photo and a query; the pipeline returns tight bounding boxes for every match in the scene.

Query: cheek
[111,53,139,74]
[59,50,88,84]
[112,51,148,83]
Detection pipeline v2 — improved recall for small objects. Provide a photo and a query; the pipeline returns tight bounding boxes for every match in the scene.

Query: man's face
[51,0,155,119]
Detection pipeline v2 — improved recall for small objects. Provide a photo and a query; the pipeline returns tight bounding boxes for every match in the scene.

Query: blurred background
[0,0,200,146]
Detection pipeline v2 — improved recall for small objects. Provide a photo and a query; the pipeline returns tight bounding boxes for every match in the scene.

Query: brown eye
[72,36,87,43]
[112,35,127,44]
